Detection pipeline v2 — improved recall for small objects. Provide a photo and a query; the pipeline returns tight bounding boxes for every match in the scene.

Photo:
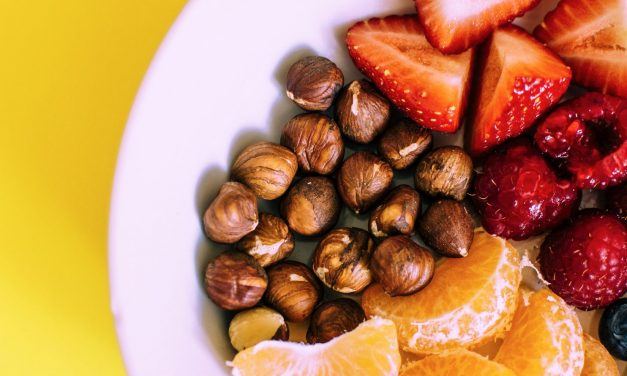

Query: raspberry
[538,211,627,310]
[534,92,627,189]
[473,138,579,240]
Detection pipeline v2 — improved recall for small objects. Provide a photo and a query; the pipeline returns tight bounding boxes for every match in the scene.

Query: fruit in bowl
[197,5,626,372]
[110,0,627,374]
[473,138,580,240]
[363,229,521,354]
[538,211,627,310]
[534,92,627,189]
[466,25,571,157]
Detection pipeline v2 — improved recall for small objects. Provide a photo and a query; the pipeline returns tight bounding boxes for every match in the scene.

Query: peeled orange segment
[228,317,400,376]
[581,333,619,376]
[494,288,584,376]
[362,229,521,354]
[400,348,516,376]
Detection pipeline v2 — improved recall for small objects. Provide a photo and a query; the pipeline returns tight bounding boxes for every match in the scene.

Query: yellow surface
[0,1,186,375]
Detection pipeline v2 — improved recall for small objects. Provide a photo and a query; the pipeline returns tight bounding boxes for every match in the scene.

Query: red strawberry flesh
[473,138,579,240]
[346,15,474,133]
[538,211,627,310]
[534,0,627,98]
[534,92,627,189]
[466,25,571,157]
[416,0,540,54]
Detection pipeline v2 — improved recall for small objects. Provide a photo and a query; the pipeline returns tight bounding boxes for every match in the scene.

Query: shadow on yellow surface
[0,1,186,374]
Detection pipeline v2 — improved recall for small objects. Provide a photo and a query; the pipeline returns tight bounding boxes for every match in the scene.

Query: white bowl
[109,0,626,374]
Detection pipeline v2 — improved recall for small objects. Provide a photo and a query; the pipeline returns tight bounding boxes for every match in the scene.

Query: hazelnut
[286,56,344,111]
[369,185,421,238]
[228,307,289,352]
[415,146,473,200]
[231,142,298,200]
[418,200,475,258]
[203,182,258,244]
[306,298,365,344]
[265,261,323,322]
[313,227,375,293]
[378,119,433,170]
[236,213,294,267]
[370,236,435,296]
[280,176,340,236]
[337,151,394,214]
[335,80,391,144]
[204,251,267,310]
[280,113,344,175]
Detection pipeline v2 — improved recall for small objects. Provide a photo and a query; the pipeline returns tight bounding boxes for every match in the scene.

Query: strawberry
[466,25,571,157]
[538,211,627,310]
[534,0,627,98]
[415,0,540,54]
[346,15,474,134]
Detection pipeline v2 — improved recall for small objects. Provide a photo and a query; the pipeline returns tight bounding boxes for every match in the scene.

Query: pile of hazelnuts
[203,56,475,352]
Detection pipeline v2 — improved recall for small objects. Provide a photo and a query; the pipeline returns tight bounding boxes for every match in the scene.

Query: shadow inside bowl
[194,166,228,218]
[192,45,316,364]
[194,233,234,373]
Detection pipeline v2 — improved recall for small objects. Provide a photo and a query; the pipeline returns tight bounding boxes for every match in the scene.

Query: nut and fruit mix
[200,1,627,374]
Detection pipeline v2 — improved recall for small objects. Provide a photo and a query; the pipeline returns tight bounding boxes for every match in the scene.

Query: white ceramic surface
[109,0,626,375]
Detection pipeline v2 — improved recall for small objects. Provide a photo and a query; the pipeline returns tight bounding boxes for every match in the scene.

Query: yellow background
[0,1,186,374]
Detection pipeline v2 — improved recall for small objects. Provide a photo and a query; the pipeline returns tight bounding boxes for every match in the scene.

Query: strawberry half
[534,0,627,98]
[466,25,571,157]
[346,15,474,134]
[416,0,540,54]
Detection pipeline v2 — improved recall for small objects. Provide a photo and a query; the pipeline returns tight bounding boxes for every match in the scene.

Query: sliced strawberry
[466,25,571,157]
[534,0,627,98]
[416,0,540,54]
[346,15,474,133]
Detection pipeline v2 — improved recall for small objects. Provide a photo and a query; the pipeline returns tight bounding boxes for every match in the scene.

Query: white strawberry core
[440,0,496,21]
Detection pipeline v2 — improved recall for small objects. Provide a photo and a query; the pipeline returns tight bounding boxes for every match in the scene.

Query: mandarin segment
[229,317,400,376]
[362,229,521,354]
[582,333,619,376]
[494,288,584,376]
[400,348,516,376]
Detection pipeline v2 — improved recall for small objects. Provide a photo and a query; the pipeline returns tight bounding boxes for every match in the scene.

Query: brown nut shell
[335,80,391,144]
[231,142,298,200]
[369,185,421,238]
[337,151,394,214]
[265,261,323,322]
[280,113,344,175]
[236,213,294,267]
[306,298,366,344]
[370,235,435,297]
[312,227,375,293]
[418,200,474,258]
[415,146,473,200]
[203,182,258,244]
[204,252,267,310]
[378,119,433,170]
[280,176,341,236]
[286,56,344,111]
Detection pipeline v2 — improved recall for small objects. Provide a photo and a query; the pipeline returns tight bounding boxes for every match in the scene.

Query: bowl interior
[109,0,624,375]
